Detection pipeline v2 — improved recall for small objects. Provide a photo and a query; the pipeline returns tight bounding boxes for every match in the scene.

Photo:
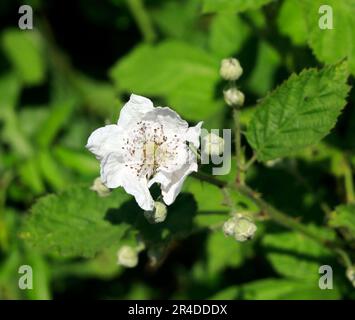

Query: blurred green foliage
[0,0,354,300]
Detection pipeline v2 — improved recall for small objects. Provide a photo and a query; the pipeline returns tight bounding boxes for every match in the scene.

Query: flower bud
[220,58,243,81]
[234,217,257,242]
[90,177,111,197]
[223,217,238,237]
[223,88,245,107]
[346,267,355,287]
[203,133,224,156]
[144,201,168,224]
[147,246,164,267]
[223,215,257,242]
[117,245,138,268]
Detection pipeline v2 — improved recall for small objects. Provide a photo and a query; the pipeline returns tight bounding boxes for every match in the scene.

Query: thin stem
[191,172,351,267]
[191,171,227,188]
[126,0,157,43]
[344,162,354,203]
[241,153,257,172]
[233,108,244,184]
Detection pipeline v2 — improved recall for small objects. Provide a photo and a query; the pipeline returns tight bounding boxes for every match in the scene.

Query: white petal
[145,107,188,132]
[186,121,203,148]
[161,161,198,206]
[117,94,154,127]
[86,124,123,160]
[101,153,154,211]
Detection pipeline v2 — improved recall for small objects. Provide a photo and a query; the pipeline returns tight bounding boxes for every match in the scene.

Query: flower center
[122,120,183,180]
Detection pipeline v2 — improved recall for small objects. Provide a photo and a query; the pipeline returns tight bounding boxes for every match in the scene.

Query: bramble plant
[1,0,355,300]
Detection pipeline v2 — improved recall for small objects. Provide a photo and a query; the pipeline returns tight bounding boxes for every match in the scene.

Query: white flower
[86,94,202,211]
[220,58,243,81]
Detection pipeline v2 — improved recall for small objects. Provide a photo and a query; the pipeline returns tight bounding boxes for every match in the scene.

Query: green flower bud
[223,88,245,107]
[203,133,224,156]
[223,217,238,237]
[346,267,355,287]
[117,245,138,268]
[144,201,168,224]
[220,58,243,81]
[234,217,257,242]
[90,177,111,197]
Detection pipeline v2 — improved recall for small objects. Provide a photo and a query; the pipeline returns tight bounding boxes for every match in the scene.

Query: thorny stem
[126,0,157,43]
[192,171,353,269]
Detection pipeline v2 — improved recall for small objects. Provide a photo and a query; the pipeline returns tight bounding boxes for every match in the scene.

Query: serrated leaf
[2,29,46,85]
[246,62,350,161]
[22,186,132,258]
[202,0,275,13]
[302,0,355,75]
[329,204,355,238]
[262,226,335,281]
[109,41,220,120]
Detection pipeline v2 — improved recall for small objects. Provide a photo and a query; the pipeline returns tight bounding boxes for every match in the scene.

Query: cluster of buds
[223,214,257,242]
[220,58,245,108]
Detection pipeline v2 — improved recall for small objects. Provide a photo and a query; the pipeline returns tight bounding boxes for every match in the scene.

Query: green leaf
[302,0,355,75]
[36,98,77,148]
[2,29,46,85]
[246,62,350,161]
[202,0,275,13]
[0,72,20,112]
[152,0,201,42]
[246,41,281,96]
[37,150,66,190]
[277,0,307,46]
[109,41,220,120]
[242,278,341,299]
[73,73,121,118]
[22,186,133,258]
[209,13,250,59]
[209,286,240,299]
[329,204,355,238]
[54,146,99,176]
[262,226,335,281]
[206,231,246,275]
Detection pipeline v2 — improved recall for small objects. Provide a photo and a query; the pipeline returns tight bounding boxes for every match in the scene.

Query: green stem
[191,171,351,267]
[344,162,354,203]
[233,108,244,184]
[126,0,157,43]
